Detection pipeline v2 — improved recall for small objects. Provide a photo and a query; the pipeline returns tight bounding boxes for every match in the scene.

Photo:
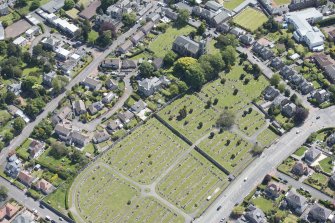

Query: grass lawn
[88,30,99,43]
[319,156,334,174]
[149,25,195,58]
[83,143,95,155]
[0,10,20,25]
[252,196,275,212]
[207,39,221,54]
[223,0,245,10]
[0,110,11,124]
[232,7,268,32]
[303,173,333,195]
[284,214,299,223]
[157,151,228,214]
[293,146,307,157]
[16,138,32,160]
[273,0,291,6]
[101,118,189,184]
[70,165,184,223]
[277,157,296,177]
[256,127,279,148]
[44,181,70,214]
[65,8,79,19]
[22,66,41,76]
[237,109,266,137]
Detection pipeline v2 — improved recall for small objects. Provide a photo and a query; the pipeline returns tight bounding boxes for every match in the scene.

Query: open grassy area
[70,164,184,223]
[237,109,266,137]
[319,156,334,174]
[44,181,70,214]
[88,30,99,43]
[149,25,195,58]
[16,138,32,160]
[232,7,268,32]
[223,0,245,10]
[66,8,79,19]
[252,196,275,212]
[293,146,307,157]
[256,127,279,148]
[101,118,189,184]
[273,0,291,6]
[157,151,228,214]
[198,130,253,174]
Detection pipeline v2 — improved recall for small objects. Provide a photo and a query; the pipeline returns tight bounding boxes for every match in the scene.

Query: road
[276,172,333,202]
[1,2,160,166]
[196,106,335,223]
[0,177,68,222]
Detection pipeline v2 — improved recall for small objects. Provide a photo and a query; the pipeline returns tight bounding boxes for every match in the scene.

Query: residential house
[93,130,110,144]
[152,58,163,70]
[40,0,65,13]
[192,6,216,23]
[140,21,155,34]
[217,22,230,33]
[272,95,290,108]
[106,79,118,90]
[130,30,145,44]
[229,27,245,37]
[289,74,304,86]
[102,92,116,104]
[304,146,321,165]
[25,26,41,39]
[7,82,21,96]
[28,140,45,159]
[280,65,296,79]
[95,14,122,33]
[106,119,123,133]
[324,65,335,83]
[289,0,318,11]
[205,0,222,11]
[118,110,135,123]
[117,40,133,54]
[42,37,61,51]
[330,174,335,187]
[327,134,335,147]
[43,71,57,87]
[308,204,332,222]
[35,179,55,194]
[172,35,206,58]
[252,42,274,60]
[54,123,72,141]
[239,205,267,223]
[130,100,147,114]
[121,59,137,70]
[78,0,101,20]
[264,86,280,101]
[0,202,20,221]
[7,105,30,123]
[313,89,329,104]
[265,182,282,199]
[292,161,309,176]
[211,11,230,27]
[51,106,72,125]
[239,34,255,46]
[88,101,104,115]
[299,81,314,95]
[81,77,102,91]
[282,103,297,118]
[285,190,308,214]
[162,7,178,21]
[100,58,120,70]
[138,76,170,96]
[0,4,9,16]
[13,36,27,46]
[73,100,86,115]
[5,154,21,178]
[270,57,284,70]
[18,170,35,186]
[55,47,71,60]
[70,131,89,147]
[146,12,160,23]
[12,211,35,223]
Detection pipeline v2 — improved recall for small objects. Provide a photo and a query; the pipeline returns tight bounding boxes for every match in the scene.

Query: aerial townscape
[0,0,335,222]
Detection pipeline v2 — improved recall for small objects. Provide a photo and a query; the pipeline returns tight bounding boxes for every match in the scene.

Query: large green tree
[122,12,137,27]
[139,61,155,78]
[221,46,237,68]
[199,54,225,81]
[13,117,26,135]
[176,9,190,26]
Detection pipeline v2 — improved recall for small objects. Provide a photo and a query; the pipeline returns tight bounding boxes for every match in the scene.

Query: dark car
[217,205,222,211]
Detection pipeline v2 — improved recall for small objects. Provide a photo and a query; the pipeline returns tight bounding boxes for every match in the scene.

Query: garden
[277,157,298,179]
[101,118,190,184]
[303,172,335,197]
[157,151,229,214]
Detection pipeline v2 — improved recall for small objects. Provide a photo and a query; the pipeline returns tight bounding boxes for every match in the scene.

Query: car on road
[283,179,288,184]
[217,205,222,211]
[296,130,301,134]
[244,177,248,182]
[316,116,320,119]
[32,209,38,215]
[220,218,226,222]
[45,216,51,221]
[59,217,63,221]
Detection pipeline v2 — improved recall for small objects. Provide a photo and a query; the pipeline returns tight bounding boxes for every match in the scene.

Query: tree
[29,0,40,11]
[197,21,206,36]
[173,57,205,89]
[3,131,13,144]
[217,34,239,49]
[15,0,28,7]
[216,110,235,129]
[176,9,189,26]
[294,107,309,125]
[199,54,225,81]
[63,0,75,10]
[0,186,8,201]
[13,117,25,135]
[251,144,264,155]
[32,44,44,56]
[22,76,38,96]
[221,46,237,67]
[49,142,68,159]
[122,12,137,27]
[263,17,280,33]
[163,51,177,67]
[270,74,281,86]
[52,76,69,95]
[96,31,112,48]
[24,98,46,118]
[0,41,7,55]
[139,61,155,78]
[31,119,53,140]
[231,206,244,218]
[5,92,16,105]
[100,0,117,12]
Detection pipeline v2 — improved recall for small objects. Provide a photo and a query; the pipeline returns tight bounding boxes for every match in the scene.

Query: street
[196,106,335,223]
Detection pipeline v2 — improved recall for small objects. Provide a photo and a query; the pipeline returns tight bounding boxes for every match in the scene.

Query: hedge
[318,16,335,27]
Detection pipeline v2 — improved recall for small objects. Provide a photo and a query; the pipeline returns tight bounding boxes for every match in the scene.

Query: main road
[1,2,160,166]
[196,106,335,223]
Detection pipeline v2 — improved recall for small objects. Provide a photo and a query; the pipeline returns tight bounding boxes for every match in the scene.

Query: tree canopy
[122,13,137,27]
[216,110,235,129]
[139,61,155,78]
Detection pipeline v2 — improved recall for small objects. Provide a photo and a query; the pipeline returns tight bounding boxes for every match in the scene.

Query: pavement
[195,106,335,223]
[0,177,67,222]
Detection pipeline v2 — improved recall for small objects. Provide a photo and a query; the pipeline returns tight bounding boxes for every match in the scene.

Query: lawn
[65,8,79,19]
[237,109,266,137]
[293,146,307,157]
[149,25,195,58]
[0,110,11,124]
[157,151,228,214]
[273,0,291,6]
[256,127,279,148]
[277,157,296,178]
[22,66,41,76]
[232,7,268,32]
[88,30,99,43]
[223,0,245,10]
[69,164,184,223]
[284,214,299,223]
[101,118,189,184]
[303,172,334,196]
[0,10,20,26]
[83,143,95,155]
[44,181,70,214]
[252,196,275,212]
[16,138,32,160]
[319,156,334,174]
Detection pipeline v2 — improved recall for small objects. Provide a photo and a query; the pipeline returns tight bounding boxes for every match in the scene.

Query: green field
[157,151,228,214]
[101,118,189,184]
[232,7,268,32]
[319,156,334,174]
[223,0,245,10]
[273,0,291,6]
[256,127,279,148]
[293,146,307,157]
[149,25,195,58]
[198,130,253,174]
[69,164,184,223]
[237,109,266,136]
